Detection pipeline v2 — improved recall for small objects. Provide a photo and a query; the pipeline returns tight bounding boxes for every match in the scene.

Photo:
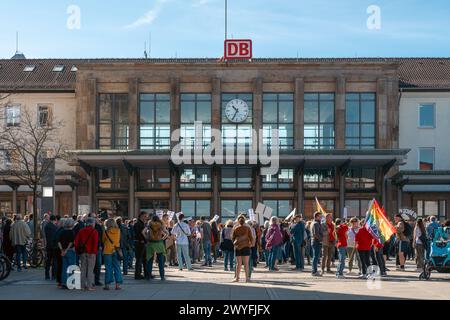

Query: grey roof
[0,57,450,91]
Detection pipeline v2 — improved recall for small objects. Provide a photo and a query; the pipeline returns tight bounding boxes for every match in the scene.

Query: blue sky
[1,0,449,59]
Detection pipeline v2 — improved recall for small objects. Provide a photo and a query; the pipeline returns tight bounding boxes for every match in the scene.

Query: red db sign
[224,39,252,60]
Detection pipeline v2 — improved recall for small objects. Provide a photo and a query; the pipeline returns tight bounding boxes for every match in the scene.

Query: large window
[419,148,434,171]
[304,93,335,149]
[98,200,129,218]
[262,168,294,189]
[221,199,253,220]
[222,94,253,148]
[140,200,170,216]
[221,167,252,189]
[263,93,294,149]
[38,105,51,127]
[181,200,211,219]
[304,168,335,189]
[345,168,376,190]
[180,93,212,148]
[419,104,435,128]
[138,168,170,190]
[263,200,293,218]
[5,105,21,127]
[304,199,334,220]
[345,199,371,219]
[346,93,376,149]
[180,167,211,189]
[97,168,129,190]
[417,200,446,220]
[139,93,171,150]
[0,150,11,170]
[98,94,129,149]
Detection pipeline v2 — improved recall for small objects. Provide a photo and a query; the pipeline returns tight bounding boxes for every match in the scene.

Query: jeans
[104,252,123,285]
[292,242,304,270]
[176,244,192,270]
[45,247,56,279]
[268,245,281,270]
[346,247,361,272]
[263,249,269,267]
[121,247,129,274]
[135,242,147,278]
[147,253,165,279]
[61,249,76,286]
[203,240,212,265]
[15,245,27,270]
[336,247,346,276]
[224,250,234,270]
[311,241,322,274]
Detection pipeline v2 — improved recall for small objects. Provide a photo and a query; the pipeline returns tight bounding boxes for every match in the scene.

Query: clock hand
[232,109,238,120]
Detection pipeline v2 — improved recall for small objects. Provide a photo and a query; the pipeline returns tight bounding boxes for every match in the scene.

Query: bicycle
[11,239,46,269]
[0,253,12,281]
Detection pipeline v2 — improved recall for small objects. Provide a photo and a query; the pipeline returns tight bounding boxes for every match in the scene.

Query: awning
[392,170,450,187]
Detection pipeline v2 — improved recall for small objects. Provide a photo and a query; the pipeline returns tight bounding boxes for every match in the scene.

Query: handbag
[105,230,124,261]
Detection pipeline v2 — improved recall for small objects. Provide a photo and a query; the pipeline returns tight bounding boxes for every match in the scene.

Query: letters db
[224,39,252,60]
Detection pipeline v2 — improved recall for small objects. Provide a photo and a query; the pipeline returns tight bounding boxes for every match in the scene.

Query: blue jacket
[290,222,305,244]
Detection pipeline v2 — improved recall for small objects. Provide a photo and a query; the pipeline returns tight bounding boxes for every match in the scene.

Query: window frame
[181,199,211,219]
[180,93,212,149]
[261,168,295,189]
[179,167,212,190]
[304,92,335,149]
[345,167,377,190]
[418,147,435,171]
[139,93,171,150]
[303,168,336,190]
[345,92,376,149]
[5,104,21,127]
[97,167,129,191]
[221,166,253,190]
[418,103,436,129]
[37,104,51,127]
[221,93,253,149]
[97,93,129,150]
[137,167,171,191]
[262,93,294,149]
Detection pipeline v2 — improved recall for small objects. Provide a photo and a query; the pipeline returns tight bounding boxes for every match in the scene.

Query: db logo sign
[224,39,252,60]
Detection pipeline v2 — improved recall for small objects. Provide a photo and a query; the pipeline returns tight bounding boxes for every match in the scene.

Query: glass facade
[138,168,170,190]
[304,93,335,149]
[98,200,129,218]
[98,94,129,149]
[304,168,335,189]
[97,168,129,190]
[345,199,371,218]
[263,200,293,217]
[221,167,252,189]
[140,200,170,216]
[304,199,335,220]
[180,93,212,148]
[345,168,376,190]
[181,200,211,218]
[221,94,253,148]
[139,93,171,150]
[180,167,212,189]
[346,93,376,149]
[262,93,294,149]
[221,199,253,220]
[262,168,294,189]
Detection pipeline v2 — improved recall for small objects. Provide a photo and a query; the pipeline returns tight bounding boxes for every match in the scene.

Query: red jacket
[372,239,383,249]
[74,226,99,255]
[355,227,373,251]
[336,224,348,248]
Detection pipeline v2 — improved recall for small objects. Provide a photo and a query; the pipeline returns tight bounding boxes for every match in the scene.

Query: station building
[0,57,449,221]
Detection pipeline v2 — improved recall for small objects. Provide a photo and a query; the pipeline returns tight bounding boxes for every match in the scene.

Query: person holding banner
[231,215,254,283]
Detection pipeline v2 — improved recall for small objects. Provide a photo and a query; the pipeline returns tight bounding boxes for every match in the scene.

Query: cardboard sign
[167,211,175,221]
[213,215,220,222]
[285,208,296,221]
[263,206,273,219]
[248,209,256,222]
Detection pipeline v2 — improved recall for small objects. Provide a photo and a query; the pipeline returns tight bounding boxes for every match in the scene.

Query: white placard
[263,206,273,219]
[167,211,175,221]
[255,202,266,216]
[156,210,164,219]
[248,209,256,222]
[213,215,220,222]
[343,207,348,219]
[285,208,296,221]
[257,212,265,225]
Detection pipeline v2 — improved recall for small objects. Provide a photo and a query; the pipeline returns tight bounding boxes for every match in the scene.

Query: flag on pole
[364,199,397,245]
[315,197,327,215]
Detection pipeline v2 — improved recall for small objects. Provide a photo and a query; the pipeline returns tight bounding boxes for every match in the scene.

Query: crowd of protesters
[1,209,450,290]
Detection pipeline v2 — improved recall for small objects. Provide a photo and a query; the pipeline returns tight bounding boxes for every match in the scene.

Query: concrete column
[170,169,177,211]
[212,78,221,131]
[335,76,346,149]
[297,168,304,215]
[253,78,263,135]
[397,185,403,212]
[128,170,136,219]
[339,172,345,218]
[128,78,139,149]
[12,187,17,214]
[294,78,305,149]
[88,170,97,214]
[213,166,219,216]
[71,186,78,215]
[377,78,388,149]
[254,167,261,205]
[170,78,180,149]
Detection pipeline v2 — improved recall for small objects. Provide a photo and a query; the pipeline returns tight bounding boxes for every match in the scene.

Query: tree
[0,106,67,242]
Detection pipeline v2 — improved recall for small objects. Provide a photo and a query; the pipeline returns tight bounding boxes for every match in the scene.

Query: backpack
[403,222,412,238]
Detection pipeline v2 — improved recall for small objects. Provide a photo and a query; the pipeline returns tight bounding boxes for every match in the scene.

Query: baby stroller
[419,227,450,280]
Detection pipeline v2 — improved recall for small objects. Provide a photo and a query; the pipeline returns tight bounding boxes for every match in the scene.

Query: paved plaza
[1,259,449,300]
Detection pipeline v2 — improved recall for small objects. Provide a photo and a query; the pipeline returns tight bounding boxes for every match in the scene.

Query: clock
[225,99,249,123]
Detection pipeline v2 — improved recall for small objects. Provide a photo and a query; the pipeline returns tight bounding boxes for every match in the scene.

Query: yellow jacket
[102,228,120,255]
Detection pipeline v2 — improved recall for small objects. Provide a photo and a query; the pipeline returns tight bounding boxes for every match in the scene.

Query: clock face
[225,99,249,123]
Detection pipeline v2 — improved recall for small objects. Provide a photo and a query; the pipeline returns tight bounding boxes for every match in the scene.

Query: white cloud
[192,0,211,7]
[124,0,169,29]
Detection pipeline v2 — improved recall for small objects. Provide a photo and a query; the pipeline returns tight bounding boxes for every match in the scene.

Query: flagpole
[225,0,228,41]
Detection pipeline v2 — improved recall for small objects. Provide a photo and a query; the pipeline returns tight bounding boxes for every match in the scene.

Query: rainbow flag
[364,199,397,245]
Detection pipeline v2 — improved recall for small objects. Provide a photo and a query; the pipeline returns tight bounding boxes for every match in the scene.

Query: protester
[335,218,348,278]
[304,220,312,266]
[10,214,32,272]
[310,212,323,276]
[220,220,235,271]
[116,217,130,275]
[44,215,58,280]
[74,217,98,291]
[144,215,168,280]
[57,218,76,288]
[426,216,440,259]
[91,214,104,286]
[346,217,362,275]
[231,215,254,283]
[103,218,123,290]
[289,215,305,271]
[394,214,410,271]
[355,221,373,278]
[171,214,193,271]
[134,211,148,280]
[200,216,213,267]
[210,220,220,264]
[266,217,283,271]
[414,218,427,271]
[321,213,336,274]
[1,218,14,262]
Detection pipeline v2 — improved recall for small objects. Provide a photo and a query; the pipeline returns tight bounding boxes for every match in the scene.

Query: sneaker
[232,278,239,283]
[336,275,345,279]
[312,272,322,277]
[358,274,367,279]
[224,268,229,271]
